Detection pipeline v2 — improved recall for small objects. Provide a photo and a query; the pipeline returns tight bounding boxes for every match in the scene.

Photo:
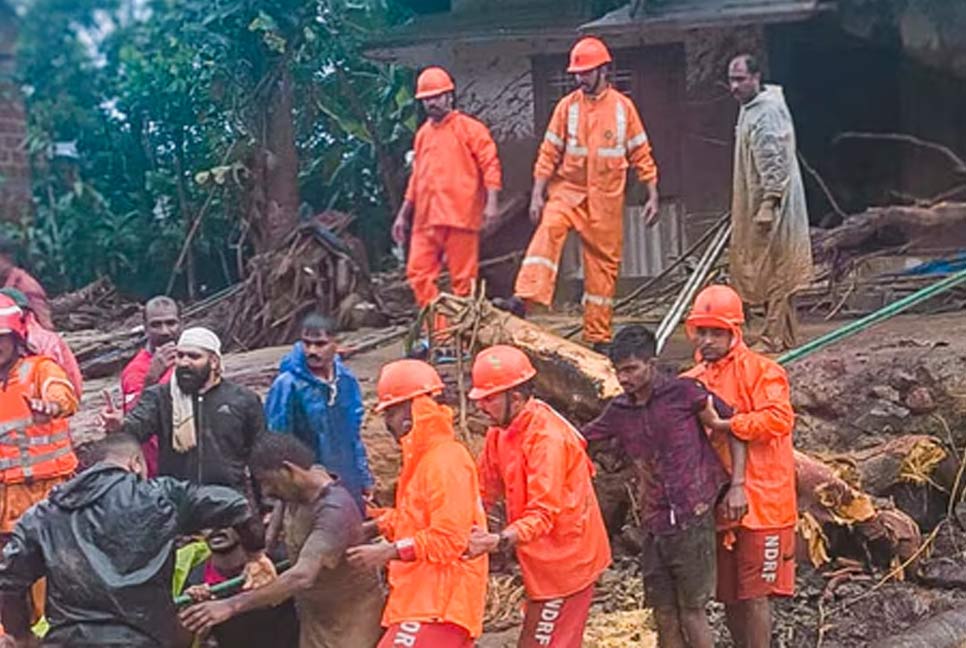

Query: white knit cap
[177,327,222,358]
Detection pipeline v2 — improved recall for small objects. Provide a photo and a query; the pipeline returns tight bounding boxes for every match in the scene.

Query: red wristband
[395,538,416,562]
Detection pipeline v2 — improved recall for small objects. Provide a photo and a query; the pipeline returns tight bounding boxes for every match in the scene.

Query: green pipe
[777,267,966,366]
[173,559,291,606]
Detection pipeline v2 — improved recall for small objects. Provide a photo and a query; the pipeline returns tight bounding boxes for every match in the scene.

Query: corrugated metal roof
[365,0,833,56]
[581,0,833,33]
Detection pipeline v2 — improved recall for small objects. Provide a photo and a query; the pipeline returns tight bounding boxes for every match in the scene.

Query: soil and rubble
[57,192,966,646]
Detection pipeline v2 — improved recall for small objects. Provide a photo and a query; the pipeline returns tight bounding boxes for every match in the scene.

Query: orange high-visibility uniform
[477,398,611,600]
[405,110,502,307]
[0,355,78,533]
[516,87,658,343]
[683,332,797,530]
[376,395,488,638]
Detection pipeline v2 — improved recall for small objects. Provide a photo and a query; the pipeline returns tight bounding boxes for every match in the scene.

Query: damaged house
[367,0,966,299]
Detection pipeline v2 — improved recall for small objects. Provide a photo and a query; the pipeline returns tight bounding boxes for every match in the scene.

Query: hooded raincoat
[376,396,488,638]
[477,398,612,600]
[683,325,797,531]
[731,85,813,307]
[0,464,262,647]
[264,344,373,507]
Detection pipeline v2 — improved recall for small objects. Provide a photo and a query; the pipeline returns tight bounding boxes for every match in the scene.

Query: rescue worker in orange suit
[497,37,659,351]
[0,294,79,630]
[465,345,611,648]
[346,360,487,647]
[391,66,503,329]
[682,285,796,648]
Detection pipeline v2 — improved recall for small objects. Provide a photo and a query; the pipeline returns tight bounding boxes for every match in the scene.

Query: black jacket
[122,379,266,493]
[0,464,263,647]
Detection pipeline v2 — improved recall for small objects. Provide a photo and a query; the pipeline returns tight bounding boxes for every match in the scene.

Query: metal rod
[655,223,732,353]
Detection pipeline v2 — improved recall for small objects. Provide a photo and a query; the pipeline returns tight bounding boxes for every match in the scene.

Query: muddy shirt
[283,480,385,648]
[583,374,731,535]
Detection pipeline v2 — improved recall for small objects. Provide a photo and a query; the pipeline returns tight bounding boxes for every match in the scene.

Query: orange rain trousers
[406,226,479,307]
[514,198,621,344]
[376,396,488,638]
[478,398,611,600]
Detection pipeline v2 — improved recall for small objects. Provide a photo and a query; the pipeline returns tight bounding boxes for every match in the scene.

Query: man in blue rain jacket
[264,314,374,511]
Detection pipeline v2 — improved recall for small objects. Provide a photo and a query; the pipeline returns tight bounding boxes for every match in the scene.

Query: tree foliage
[10,0,415,297]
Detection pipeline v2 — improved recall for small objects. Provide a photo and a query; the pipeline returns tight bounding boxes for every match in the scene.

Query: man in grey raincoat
[728,54,813,352]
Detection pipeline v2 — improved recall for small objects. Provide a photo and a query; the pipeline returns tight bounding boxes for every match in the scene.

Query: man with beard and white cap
[100,327,267,498]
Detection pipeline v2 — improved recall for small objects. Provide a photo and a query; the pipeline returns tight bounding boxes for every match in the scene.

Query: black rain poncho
[0,464,262,647]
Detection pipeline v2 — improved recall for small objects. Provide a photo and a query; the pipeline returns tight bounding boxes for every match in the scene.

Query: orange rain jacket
[0,355,78,485]
[405,110,502,232]
[534,86,657,204]
[478,398,611,600]
[684,330,797,530]
[0,354,79,533]
[376,395,488,637]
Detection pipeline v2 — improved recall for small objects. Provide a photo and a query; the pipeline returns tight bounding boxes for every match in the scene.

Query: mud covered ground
[72,311,966,647]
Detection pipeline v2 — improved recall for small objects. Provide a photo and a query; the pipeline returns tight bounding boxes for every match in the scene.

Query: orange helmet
[685,284,745,337]
[375,359,445,412]
[0,294,26,340]
[415,66,455,100]
[567,37,612,73]
[469,345,536,400]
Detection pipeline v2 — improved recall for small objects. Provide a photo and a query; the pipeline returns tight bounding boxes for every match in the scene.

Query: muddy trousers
[759,289,799,352]
[514,198,622,343]
[406,225,479,334]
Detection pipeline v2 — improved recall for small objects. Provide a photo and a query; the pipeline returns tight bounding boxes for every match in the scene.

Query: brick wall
[0,8,31,224]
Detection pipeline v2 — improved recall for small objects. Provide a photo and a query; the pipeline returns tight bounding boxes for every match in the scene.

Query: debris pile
[222,213,373,350]
[50,277,140,332]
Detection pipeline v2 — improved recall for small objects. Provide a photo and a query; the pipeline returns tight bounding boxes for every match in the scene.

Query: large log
[435,294,621,423]
[812,201,966,266]
[62,328,143,379]
[821,435,956,530]
[796,450,922,572]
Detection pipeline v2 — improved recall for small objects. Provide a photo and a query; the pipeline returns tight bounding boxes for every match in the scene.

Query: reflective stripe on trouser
[514,197,622,343]
[513,199,578,307]
[580,219,621,343]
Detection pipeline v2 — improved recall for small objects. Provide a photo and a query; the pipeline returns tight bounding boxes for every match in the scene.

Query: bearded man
[101,327,266,497]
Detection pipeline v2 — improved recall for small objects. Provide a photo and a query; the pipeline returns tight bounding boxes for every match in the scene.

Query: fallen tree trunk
[435,294,621,423]
[821,434,957,530]
[880,607,966,648]
[812,201,966,268]
[62,328,144,379]
[796,450,922,572]
[824,435,955,495]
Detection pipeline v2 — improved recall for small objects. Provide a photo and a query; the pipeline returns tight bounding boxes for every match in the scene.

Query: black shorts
[641,511,717,610]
